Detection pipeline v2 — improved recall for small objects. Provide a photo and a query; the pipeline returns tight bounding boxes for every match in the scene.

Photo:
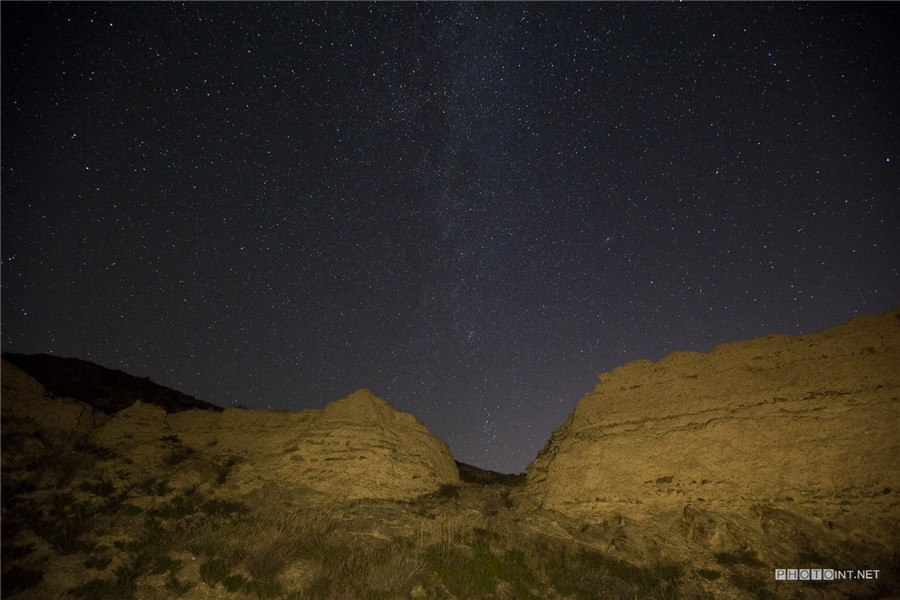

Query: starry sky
[2,2,898,473]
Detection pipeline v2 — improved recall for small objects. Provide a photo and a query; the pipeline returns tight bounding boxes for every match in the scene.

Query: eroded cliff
[523,308,900,575]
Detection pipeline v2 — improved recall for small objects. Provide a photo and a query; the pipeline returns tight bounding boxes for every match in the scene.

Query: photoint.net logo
[775,569,881,581]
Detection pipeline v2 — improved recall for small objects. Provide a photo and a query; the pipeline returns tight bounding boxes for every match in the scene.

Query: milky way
[3,3,898,472]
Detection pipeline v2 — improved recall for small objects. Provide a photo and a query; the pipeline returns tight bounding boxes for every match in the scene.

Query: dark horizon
[3,2,898,473]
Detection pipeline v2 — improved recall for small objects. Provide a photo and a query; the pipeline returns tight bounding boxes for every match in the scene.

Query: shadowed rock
[2,353,222,413]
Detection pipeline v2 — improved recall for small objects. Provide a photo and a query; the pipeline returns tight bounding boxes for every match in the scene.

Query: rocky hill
[2,353,222,413]
[1,360,458,506]
[523,307,900,589]
[2,308,898,599]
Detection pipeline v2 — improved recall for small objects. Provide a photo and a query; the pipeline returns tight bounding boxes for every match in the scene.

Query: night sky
[2,3,898,473]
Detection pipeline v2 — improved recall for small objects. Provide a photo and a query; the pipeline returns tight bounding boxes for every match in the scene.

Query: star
[1,2,898,473]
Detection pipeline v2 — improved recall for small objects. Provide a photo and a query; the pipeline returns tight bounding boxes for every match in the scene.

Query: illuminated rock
[523,307,900,560]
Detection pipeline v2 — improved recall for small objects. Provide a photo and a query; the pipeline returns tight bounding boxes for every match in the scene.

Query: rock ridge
[522,307,900,564]
[2,352,222,413]
[1,366,459,504]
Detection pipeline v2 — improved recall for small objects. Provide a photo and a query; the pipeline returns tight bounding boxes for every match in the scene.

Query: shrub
[425,536,502,596]
[796,549,826,564]
[245,539,290,584]
[101,491,130,513]
[68,565,138,600]
[51,451,98,485]
[435,484,460,498]
[84,551,113,570]
[729,570,776,600]
[165,559,195,595]
[200,558,229,585]
[162,445,195,466]
[151,493,202,519]
[201,498,248,518]
[223,573,246,592]
[32,504,95,554]
[124,515,191,575]
[138,476,170,496]
[523,538,683,599]
[79,477,116,497]
[1,542,35,562]
[216,455,241,484]
[0,566,43,597]
[714,549,768,568]
[361,540,425,594]
[117,503,144,516]
[251,578,284,599]
[68,577,135,600]
[501,549,540,591]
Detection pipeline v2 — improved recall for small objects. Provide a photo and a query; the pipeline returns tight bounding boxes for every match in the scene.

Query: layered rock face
[1,362,458,504]
[524,308,900,560]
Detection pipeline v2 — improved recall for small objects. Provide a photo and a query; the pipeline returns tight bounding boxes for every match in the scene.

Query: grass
[7,479,697,600]
[245,539,291,597]
[300,535,428,599]
[729,570,776,600]
[363,542,426,594]
[531,538,684,599]
[30,501,96,554]
[3,430,704,600]
[712,548,775,600]
[4,375,890,600]
[425,538,499,596]
[416,523,683,600]
[184,510,340,598]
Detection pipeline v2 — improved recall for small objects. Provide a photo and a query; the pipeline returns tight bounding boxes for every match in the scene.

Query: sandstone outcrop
[3,308,899,599]
[523,307,900,566]
[1,361,458,504]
